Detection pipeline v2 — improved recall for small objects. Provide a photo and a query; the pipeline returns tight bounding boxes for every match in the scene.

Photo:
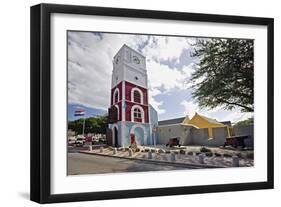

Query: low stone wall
[233,125,254,148]
[191,127,227,147]
[212,127,228,146]
[181,126,193,145]
[157,125,192,145]
[190,128,209,145]
[156,124,253,148]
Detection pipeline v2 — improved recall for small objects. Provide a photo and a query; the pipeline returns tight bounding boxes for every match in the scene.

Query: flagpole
[82,116,85,137]
[75,107,86,136]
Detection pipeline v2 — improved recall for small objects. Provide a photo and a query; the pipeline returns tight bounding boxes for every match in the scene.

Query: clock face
[132,56,140,64]
[115,56,121,64]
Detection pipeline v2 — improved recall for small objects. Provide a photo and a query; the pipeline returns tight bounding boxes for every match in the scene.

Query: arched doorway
[112,124,118,147]
[130,124,147,145]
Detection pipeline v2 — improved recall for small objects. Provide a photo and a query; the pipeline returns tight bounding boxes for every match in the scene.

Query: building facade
[107,44,158,147]
[157,114,230,147]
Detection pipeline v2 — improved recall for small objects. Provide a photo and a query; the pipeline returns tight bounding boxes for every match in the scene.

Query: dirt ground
[85,145,254,168]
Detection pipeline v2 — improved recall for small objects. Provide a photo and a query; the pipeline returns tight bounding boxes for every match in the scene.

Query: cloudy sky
[68,31,253,122]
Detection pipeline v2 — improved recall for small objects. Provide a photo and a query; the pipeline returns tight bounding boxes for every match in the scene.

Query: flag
[74,108,85,116]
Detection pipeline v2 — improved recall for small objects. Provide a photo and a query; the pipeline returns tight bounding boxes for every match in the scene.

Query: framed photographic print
[30,3,274,203]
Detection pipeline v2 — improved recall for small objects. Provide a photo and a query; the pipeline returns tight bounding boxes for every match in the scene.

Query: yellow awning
[182,113,230,138]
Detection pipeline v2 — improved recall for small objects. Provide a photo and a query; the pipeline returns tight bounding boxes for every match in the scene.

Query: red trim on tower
[125,81,148,105]
[125,102,149,123]
[110,81,150,123]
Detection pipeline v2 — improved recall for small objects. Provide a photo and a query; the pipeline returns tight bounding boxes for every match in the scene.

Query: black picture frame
[30,3,274,204]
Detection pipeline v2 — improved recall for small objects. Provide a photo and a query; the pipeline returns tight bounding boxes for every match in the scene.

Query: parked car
[92,138,99,145]
[75,137,85,146]
[99,137,106,143]
[68,136,76,145]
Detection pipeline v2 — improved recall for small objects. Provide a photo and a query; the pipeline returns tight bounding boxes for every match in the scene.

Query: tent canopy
[182,113,229,138]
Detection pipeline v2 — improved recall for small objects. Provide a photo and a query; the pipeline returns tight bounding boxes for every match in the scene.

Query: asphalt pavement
[67,152,190,175]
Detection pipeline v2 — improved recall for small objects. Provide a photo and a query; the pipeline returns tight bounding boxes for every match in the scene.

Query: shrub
[179,149,186,154]
[187,151,193,156]
[151,149,156,153]
[200,146,211,153]
[214,152,222,157]
[165,150,171,154]
[158,149,165,153]
[135,148,141,152]
[173,151,179,154]
[246,152,254,159]
[195,152,201,156]
[144,148,150,152]
[223,153,232,158]
[236,153,242,158]
[205,152,213,157]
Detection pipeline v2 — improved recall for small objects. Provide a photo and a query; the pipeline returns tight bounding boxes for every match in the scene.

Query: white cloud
[180,100,218,118]
[146,60,196,115]
[180,100,253,123]
[142,36,191,63]
[147,60,187,91]
[148,88,165,115]
[68,31,194,114]
[149,96,166,115]
[140,36,195,114]
[68,32,147,110]
[222,111,253,124]
[180,100,199,118]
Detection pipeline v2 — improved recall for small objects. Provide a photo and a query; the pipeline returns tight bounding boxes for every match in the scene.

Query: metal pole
[82,117,85,136]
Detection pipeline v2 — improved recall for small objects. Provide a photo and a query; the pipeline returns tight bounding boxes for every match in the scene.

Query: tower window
[133,90,141,103]
[133,108,142,122]
[114,92,119,103]
[135,76,138,80]
[131,105,144,123]
[113,88,120,104]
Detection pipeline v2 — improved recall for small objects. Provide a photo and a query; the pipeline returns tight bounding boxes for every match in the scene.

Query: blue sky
[67,32,253,123]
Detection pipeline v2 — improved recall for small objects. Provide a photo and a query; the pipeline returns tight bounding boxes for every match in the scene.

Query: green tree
[235,117,254,126]
[68,118,84,134]
[68,115,108,135]
[190,38,254,112]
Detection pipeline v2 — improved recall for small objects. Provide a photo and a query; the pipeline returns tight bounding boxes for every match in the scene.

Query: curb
[79,151,225,169]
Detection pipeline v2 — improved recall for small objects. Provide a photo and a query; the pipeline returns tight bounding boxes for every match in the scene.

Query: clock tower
[107,44,158,147]
[111,44,147,89]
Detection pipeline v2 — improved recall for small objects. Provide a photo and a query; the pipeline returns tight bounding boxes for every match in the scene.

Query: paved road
[68,152,190,175]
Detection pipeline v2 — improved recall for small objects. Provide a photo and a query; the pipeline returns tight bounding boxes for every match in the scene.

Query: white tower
[108,44,152,147]
[112,44,148,89]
